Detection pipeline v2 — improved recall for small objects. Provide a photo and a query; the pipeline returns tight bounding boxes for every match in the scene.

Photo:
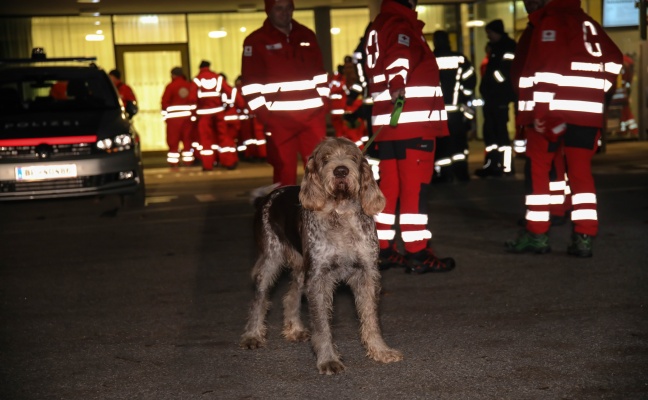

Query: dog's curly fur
[240,137,402,375]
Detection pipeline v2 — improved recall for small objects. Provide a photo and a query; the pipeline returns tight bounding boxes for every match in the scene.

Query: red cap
[265,0,294,14]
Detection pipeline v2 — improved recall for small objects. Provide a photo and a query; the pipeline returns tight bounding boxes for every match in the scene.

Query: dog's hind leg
[282,253,310,342]
[240,254,284,349]
[306,271,345,375]
[348,268,403,364]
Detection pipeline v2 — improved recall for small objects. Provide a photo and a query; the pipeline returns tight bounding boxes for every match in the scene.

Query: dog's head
[299,137,385,216]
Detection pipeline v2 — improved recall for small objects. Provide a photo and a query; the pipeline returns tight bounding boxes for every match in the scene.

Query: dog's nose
[334,166,349,178]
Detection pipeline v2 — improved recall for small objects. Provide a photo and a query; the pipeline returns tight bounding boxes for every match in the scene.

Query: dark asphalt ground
[1,140,647,400]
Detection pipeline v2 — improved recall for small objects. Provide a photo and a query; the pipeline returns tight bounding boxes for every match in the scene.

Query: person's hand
[390,88,405,103]
[534,117,566,139]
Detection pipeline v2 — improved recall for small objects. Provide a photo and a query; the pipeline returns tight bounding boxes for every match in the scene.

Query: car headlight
[96,134,133,152]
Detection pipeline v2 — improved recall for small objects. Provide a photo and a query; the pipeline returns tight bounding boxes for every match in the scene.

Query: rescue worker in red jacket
[241,0,329,186]
[161,67,195,168]
[365,0,455,274]
[109,69,138,119]
[510,1,572,229]
[192,60,235,171]
[506,0,623,257]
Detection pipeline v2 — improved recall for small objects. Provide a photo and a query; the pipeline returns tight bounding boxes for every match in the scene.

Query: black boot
[475,151,503,178]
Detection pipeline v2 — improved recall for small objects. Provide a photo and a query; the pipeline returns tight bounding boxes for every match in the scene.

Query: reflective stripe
[399,213,428,225]
[519,76,534,88]
[388,70,407,83]
[373,75,386,83]
[571,62,603,72]
[377,229,396,240]
[247,96,266,110]
[605,62,622,74]
[268,97,324,111]
[503,52,515,60]
[526,194,551,206]
[451,153,466,161]
[313,73,328,84]
[526,210,550,222]
[549,181,566,191]
[196,107,225,115]
[571,209,598,221]
[550,195,565,205]
[435,157,452,167]
[317,87,330,97]
[372,109,447,126]
[485,144,498,152]
[330,94,344,100]
[200,149,214,156]
[164,111,192,119]
[572,193,597,204]
[331,110,345,115]
[461,68,474,80]
[533,91,554,103]
[375,213,396,225]
[371,86,443,102]
[386,58,410,70]
[166,105,194,112]
[536,72,605,90]
[401,230,432,242]
[242,83,264,96]
[494,70,505,82]
[518,100,535,111]
[436,55,464,70]
[551,99,602,113]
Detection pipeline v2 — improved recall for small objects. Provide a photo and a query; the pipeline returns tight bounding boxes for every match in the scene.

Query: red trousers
[198,113,237,169]
[265,114,326,186]
[525,126,599,236]
[375,138,435,254]
[165,117,193,165]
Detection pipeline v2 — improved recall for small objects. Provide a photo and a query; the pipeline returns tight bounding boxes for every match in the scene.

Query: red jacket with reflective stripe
[516,0,622,129]
[192,68,231,112]
[161,76,194,115]
[240,18,328,126]
[364,0,448,141]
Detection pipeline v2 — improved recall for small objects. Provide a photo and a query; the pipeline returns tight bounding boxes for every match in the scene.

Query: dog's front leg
[348,267,403,364]
[305,267,344,375]
[282,267,310,342]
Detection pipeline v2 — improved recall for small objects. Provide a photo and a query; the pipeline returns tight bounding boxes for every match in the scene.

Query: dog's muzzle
[333,165,349,193]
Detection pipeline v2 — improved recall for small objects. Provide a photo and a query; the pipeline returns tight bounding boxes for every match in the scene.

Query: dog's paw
[368,347,403,364]
[239,335,266,349]
[283,325,310,342]
[317,360,346,375]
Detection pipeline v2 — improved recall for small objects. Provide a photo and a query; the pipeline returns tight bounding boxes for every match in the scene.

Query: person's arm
[241,36,270,123]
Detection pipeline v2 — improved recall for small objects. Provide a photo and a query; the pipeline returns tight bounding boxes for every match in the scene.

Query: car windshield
[0,67,119,116]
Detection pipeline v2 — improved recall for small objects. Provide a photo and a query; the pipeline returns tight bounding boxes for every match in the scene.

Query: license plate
[15,164,78,181]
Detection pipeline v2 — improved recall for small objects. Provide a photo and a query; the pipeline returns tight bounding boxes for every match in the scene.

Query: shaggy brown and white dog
[240,137,403,374]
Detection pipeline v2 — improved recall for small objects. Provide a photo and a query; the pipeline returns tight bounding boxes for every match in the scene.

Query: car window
[0,68,119,116]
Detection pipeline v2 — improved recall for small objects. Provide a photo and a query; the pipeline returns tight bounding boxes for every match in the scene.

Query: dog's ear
[299,156,326,211]
[359,157,385,216]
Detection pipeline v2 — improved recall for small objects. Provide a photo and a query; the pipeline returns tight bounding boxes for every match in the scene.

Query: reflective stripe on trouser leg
[524,130,554,234]
[549,141,569,217]
[563,126,599,236]
[398,145,434,253]
[198,115,218,169]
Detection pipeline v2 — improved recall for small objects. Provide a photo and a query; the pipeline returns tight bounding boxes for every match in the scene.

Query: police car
[0,48,145,207]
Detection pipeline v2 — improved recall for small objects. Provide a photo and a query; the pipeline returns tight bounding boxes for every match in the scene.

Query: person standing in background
[161,67,195,168]
[431,30,477,183]
[109,69,138,119]
[240,0,329,186]
[192,60,235,171]
[474,19,516,178]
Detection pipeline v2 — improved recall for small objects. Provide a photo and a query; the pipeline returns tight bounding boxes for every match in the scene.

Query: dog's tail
[250,182,281,208]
